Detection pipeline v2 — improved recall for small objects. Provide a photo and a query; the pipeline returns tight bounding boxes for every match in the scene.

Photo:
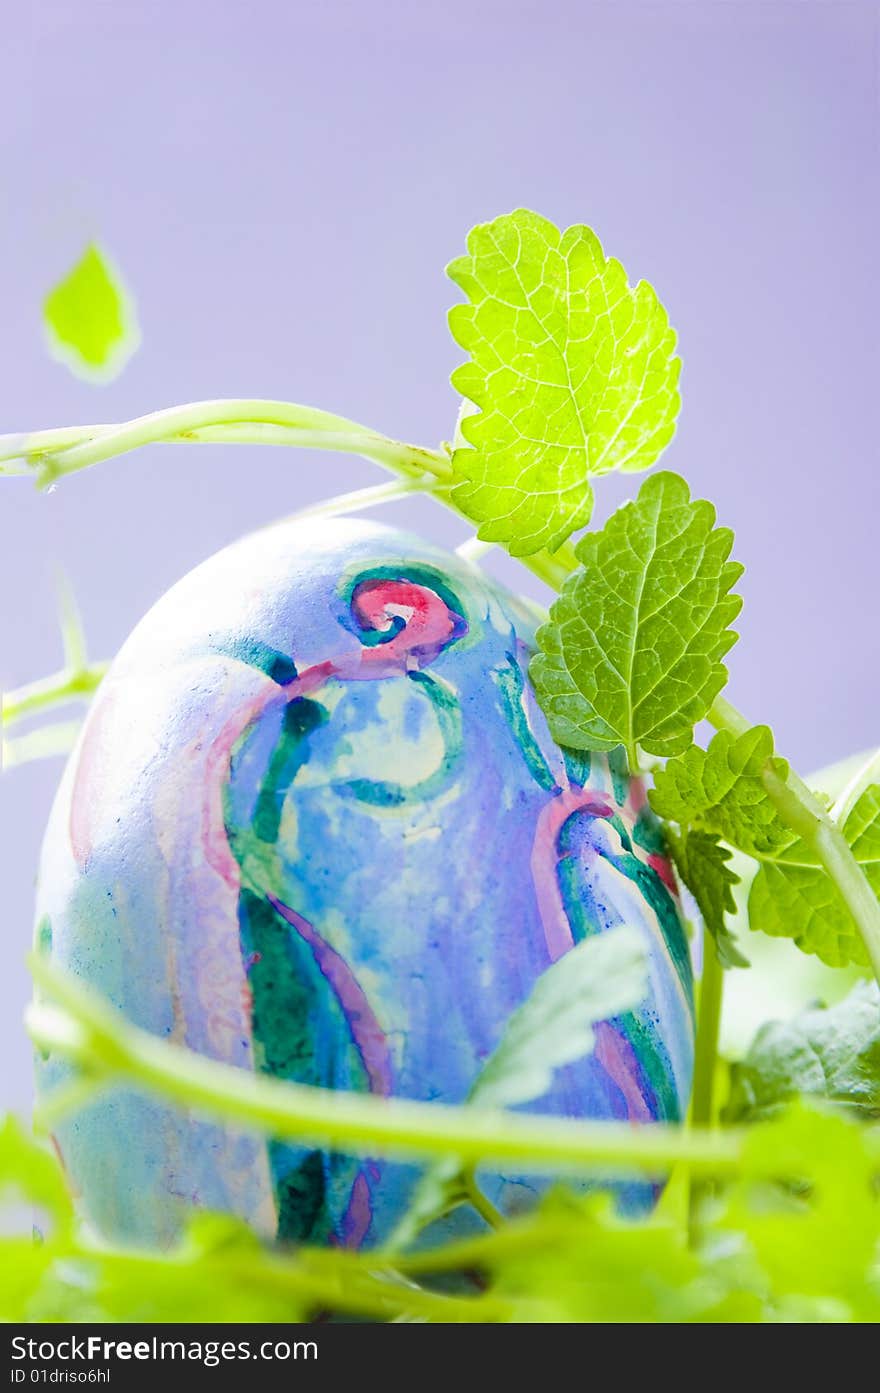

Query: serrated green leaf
[472,924,648,1110]
[447,209,681,555]
[43,243,140,382]
[725,981,880,1123]
[650,725,793,858]
[748,784,880,969]
[666,827,748,968]
[531,472,743,763]
[653,732,880,969]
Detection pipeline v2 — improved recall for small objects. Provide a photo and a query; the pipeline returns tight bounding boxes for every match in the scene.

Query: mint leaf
[531,472,743,764]
[43,243,140,382]
[748,784,880,968]
[667,827,749,968]
[725,982,880,1124]
[653,732,880,968]
[447,209,681,555]
[650,726,792,858]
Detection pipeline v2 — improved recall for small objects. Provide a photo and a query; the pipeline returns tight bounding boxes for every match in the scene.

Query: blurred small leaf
[0,1114,73,1233]
[43,243,140,382]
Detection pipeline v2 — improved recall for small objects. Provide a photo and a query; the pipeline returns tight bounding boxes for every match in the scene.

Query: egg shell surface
[35,518,694,1247]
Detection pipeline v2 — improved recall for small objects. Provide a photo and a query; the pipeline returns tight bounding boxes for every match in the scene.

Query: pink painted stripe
[530,787,614,961]
[267,894,393,1097]
[594,1021,653,1123]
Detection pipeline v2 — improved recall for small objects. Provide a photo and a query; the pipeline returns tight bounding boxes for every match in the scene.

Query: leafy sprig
[447,209,681,554]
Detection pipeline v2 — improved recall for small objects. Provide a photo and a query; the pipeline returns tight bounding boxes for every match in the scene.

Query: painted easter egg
[35,518,694,1248]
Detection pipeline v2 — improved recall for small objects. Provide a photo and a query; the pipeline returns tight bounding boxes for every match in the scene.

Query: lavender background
[1,0,877,1115]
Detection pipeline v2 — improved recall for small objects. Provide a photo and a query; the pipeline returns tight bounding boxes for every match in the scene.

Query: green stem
[0,399,578,594]
[687,932,724,1240]
[708,695,880,987]
[28,955,744,1180]
[2,719,83,769]
[271,476,439,526]
[2,662,108,726]
[388,1215,590,1277]
[8,401,452,487]
[209,1253,507,1323]
[462,1166,504,1229]
[831,746,880,825]
[2,478,435,745]
[690,934,723,1131]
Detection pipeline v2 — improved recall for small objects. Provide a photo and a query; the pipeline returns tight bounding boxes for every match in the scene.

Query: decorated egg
[35,518,694,1247]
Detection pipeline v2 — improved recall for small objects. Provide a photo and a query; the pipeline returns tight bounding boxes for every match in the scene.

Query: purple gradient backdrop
[2,1,877,1113]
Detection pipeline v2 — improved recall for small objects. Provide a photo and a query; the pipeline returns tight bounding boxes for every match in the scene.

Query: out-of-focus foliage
[3,1104,879,1323]
[43,243,140,382]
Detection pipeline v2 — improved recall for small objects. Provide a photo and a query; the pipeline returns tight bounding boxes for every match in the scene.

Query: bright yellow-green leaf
[447,209,681,555]
[43,243,140,382]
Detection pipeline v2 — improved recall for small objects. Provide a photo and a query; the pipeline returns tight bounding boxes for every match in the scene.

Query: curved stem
[690,934,723,1131]
[28,954,745,1180]
[267,476,441,528]
[709,695,880,986]
[2,719,83,769]
[0,401,452,485]
[0,400,579,594]
[2,478,436,744]
[462,1166,504,1230]
[831,746,880,826]
[2,662,108,726]
[456,536,496,563]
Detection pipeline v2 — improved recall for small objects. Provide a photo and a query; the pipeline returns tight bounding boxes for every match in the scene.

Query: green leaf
[531,472,743,763]
[652,731,880,968]
[725,981,880,1123]
[43,243,140,382]
[447,209,681,555]
[650,725,793,858]
[471,924,648,1110]
[666,827,749,968]
[748,784,880,968]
